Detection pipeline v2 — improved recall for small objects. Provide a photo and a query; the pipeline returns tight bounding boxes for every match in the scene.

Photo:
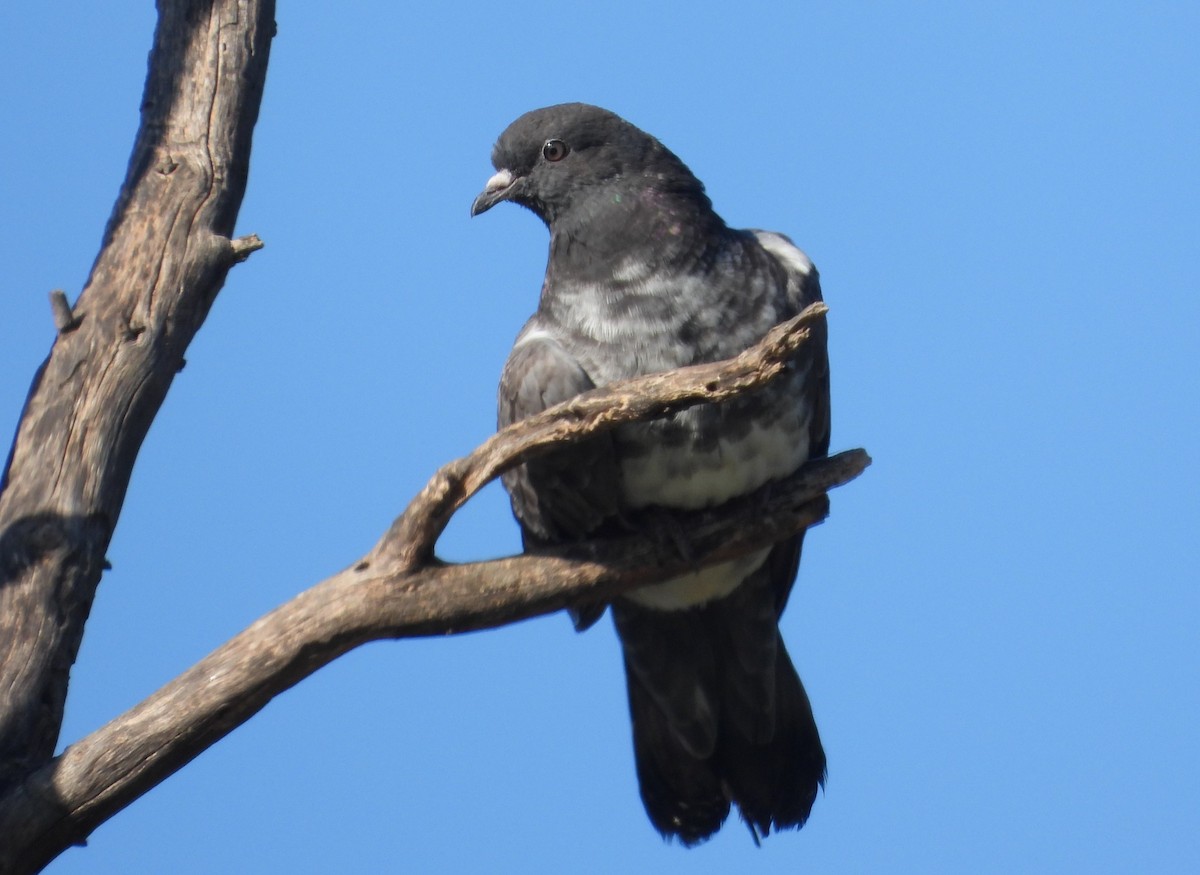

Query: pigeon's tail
[716,632,826,841]
[613,581,825,845]
[623,654,732,844]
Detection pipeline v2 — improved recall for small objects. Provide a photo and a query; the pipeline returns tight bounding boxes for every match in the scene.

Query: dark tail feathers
[623,630,825,845]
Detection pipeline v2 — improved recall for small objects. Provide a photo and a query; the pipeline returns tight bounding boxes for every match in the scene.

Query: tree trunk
[0,1,273,868]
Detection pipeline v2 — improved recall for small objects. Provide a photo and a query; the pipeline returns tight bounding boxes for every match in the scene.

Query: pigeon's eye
[542,139,569,162]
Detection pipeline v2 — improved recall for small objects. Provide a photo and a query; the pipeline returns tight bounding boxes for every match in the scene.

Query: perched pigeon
[472,103,830,844]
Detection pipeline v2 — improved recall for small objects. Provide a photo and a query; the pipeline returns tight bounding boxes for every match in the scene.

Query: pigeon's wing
[498,325,621,545]
[751,231,832,617]
[499,327,621,631]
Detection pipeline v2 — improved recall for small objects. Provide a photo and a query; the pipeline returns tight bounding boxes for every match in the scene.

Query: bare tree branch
[0,431,864,872]
[46,292,79,335]
[0,0,275,853]
[1,262,864,868]
[383,302,829,570]
[1,261,865,869]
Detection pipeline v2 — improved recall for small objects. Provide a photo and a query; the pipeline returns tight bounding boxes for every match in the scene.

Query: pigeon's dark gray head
[470,103,711,226]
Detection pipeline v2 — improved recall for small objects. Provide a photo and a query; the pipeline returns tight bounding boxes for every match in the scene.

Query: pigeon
[471,103,830,844]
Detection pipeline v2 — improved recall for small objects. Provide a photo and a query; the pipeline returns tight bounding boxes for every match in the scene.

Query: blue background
[2,3,1197,872]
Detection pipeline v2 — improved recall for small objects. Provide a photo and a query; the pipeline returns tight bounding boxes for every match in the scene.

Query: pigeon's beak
[471,168,518,217]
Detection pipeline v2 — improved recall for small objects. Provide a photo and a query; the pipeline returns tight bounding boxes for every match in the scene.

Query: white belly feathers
[619,413,811,510]
[619,394,811,610]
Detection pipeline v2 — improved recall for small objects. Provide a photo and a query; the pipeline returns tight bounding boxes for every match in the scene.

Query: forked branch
[0,296,866,872]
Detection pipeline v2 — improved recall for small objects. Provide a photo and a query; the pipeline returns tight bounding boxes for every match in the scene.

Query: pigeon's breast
[616,371,812,511]
[543,261,813,610]
[547,264,782,382]
[616,374,812,611]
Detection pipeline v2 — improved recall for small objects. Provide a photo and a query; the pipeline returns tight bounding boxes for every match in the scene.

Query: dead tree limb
[384,301,832,570]
[0,0,275,834]
[0,429,863,874]
[0,273,867,870]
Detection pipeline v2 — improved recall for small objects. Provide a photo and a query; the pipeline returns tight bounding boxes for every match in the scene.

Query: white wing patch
[511,325,554,349]
[753,230,814,277]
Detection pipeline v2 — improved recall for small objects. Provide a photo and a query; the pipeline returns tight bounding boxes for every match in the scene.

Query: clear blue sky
[3,3,1197,872]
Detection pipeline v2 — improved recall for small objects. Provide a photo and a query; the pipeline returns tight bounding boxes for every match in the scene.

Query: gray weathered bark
[0,0,274,871]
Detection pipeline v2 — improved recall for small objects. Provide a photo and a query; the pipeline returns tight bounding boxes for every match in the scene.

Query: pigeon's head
[470,103,708,226]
